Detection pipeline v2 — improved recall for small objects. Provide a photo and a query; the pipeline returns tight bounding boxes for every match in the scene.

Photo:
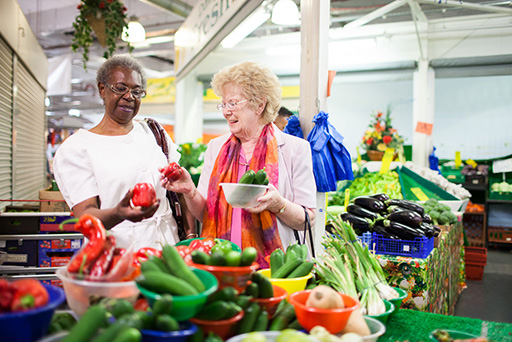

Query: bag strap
[145,118,169,160]
[293,206,315,258]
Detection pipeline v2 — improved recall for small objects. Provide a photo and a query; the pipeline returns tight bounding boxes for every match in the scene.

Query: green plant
[361,106,404,153]
[71,0,132,69]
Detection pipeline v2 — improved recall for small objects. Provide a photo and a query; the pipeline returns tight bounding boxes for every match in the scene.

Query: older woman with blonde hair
[162,61,316,267]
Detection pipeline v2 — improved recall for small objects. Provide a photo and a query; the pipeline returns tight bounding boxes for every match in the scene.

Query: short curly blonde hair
[211,61,281,123]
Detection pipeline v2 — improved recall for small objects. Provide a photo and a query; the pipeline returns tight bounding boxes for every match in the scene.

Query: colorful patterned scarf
[201,124,283,268]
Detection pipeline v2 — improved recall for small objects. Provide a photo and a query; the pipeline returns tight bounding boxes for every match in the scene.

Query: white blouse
[53,120,181,250]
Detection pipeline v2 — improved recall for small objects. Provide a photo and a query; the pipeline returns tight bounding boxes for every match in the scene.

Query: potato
[306,285,345,309]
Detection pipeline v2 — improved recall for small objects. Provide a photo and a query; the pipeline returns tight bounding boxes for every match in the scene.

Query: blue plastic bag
[283,116,304,138]
[307,111,354,192]
[429,146,441,173]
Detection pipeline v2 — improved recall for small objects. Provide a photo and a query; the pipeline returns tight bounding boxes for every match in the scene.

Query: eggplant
[372,224,399,239]
[417,222,435,238]
[387,205,407,213]
[347,204,380,220]
[353,196,388,214]
[340,212,373,235]
[370,193,390,202]
[386,210,423,228]
[422,212,432,224]
[385,199,425,216]
[383,220,424,240]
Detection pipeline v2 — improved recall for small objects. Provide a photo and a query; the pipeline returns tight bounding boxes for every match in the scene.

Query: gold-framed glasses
[107,83,146,99]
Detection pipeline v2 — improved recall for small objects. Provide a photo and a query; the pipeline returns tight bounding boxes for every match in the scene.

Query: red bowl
[289,290,360,334]
[189,310,244,340]
[250,284,288,318]
[190,262,259,293]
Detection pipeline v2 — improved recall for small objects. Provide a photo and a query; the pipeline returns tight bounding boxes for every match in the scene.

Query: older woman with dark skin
[162,61,316,266]
[53,55,183,250]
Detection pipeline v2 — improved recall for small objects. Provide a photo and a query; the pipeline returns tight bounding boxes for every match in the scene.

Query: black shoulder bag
[144,118,187,241]
[293,206,315,258]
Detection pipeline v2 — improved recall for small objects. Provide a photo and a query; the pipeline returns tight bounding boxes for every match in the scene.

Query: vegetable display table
[376,221,465,315]
[380,308,512,342]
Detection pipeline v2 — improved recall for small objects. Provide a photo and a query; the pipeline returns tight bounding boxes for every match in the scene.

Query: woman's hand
[117,189,160,222]
[159,165,196,198]
[246,184,285,214]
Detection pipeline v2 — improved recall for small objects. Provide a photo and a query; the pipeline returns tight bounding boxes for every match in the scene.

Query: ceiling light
[122,20,146,43]
[68,109,80,117]
[271,0,300,26]
[221,6,271,49]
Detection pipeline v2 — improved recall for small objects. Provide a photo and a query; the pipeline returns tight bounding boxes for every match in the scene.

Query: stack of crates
[464,246,487,281]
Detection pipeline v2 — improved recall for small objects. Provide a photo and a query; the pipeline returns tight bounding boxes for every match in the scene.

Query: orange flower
[376,111,384,118]
[374,122,384,133]
[366,137,373,145]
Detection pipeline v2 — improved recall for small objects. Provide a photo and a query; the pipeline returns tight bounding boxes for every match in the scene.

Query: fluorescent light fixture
[221,7,271,48]
[122,21,146,43]
[45,97,50,107]
[68,109,80,117]
[271,0,300,26]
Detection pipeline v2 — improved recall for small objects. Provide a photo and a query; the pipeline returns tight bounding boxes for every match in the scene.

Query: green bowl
[388,287,408,316]
[429,329,479,341]
[137,268,218,321]
[367,299,395,325]
[176,238,241,253]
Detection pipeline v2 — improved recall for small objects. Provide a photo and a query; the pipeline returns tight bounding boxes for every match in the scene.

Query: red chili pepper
[132,183,157,208]
[162,162,183,182]
[133,247,162,267]
[88,235,116,279]
[133,298,150,311]
[10,279,49,312]
[67,214,107,274]
[0,279,14,312]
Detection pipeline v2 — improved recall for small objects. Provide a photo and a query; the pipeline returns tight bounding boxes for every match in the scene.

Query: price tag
[415,121,433,135]
[379,148,395,174]
[493,158,512,173]
[455,151,462,169]
[344,188,350,208]
[356,147,361,165]
[410,187,429,201]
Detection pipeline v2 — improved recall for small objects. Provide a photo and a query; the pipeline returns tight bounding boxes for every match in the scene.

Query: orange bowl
[189,310,244,340]
[250,284,288,318]
[190,262,259,293]
[289,290,360,334]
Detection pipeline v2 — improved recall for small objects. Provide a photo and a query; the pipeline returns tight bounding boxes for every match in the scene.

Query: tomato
[132,183,157,207]
[162,162,183,182]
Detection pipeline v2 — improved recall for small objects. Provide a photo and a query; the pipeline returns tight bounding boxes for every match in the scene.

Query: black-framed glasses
[217,99,248,112]
[107,83,147,99]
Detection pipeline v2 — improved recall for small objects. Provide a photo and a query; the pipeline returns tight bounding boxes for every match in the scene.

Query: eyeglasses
[107,83,147,99]
[217,99,248,112]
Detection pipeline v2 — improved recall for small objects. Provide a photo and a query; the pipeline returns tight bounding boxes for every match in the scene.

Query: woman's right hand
[117,189,160,222]
[159,165,196,198]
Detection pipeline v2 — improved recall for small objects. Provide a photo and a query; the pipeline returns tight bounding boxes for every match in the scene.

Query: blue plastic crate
[372,232,434,259]
[330,232,372,247]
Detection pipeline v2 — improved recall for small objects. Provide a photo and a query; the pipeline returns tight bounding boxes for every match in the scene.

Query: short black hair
[278,106,294,117]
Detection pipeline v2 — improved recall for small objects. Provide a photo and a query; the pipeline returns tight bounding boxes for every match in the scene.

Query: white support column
[299,0,330,256]
[175,73,203,144]
[412,59,435,167]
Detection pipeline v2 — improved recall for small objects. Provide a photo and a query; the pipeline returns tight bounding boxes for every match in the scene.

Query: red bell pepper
[67,214,107,274]
[0,279,14,312]
[162,162,183,182]
[10,279,49,311]
[189,239,208,253]
[133,247,162,267]
[201,237,215,253]
[176,245,192,263]
[132,183,157,208]
[88,235,116,279]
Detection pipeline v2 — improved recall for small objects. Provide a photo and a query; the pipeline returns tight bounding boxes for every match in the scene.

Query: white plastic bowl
[220,183,268,209]
[361,316,386,342]
[55,267,139,316]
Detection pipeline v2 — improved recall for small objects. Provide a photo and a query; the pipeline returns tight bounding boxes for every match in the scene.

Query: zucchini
[286,261,314,278]
[62,305,108,342]
[194,300,230,321]
[285,243,302,262]
[252,310,269,331]
[272,258,302,279]
[136,271,198,296]
[162,245,205,292]
[237,302,261,334]
[269,248,285,277]
[268,300,295,331]
[300,244,308,260]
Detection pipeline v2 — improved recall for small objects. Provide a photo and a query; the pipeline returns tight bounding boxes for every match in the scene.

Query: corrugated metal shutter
[0,37,13,210]
[12,56,46,200]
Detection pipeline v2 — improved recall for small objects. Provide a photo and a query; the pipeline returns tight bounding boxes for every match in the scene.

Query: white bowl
[55,267,139,316]
[226,331,320,342]
[361,316,386,342]
[220,183,268,209]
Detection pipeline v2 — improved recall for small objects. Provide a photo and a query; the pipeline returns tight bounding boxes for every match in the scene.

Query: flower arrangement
[178,143,207,176]
[71,0,131,69]
[361,108,404,153]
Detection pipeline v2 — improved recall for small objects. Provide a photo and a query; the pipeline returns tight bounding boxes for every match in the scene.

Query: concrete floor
[454,246,512,324]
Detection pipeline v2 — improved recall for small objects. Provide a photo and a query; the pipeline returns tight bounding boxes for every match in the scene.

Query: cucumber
[162,245,205,292]
[191,250,210,265]
[271,258,302,279]
[268,301,295,331]
[209,251,227,266]
[147,255,172,274]
[224,301,243,319]
[252,273,274,298]
[207,286,237,303]
[152,294,173,316]
[111,327,142,342]
[238,170,256,184]
[237,302,261,334]
[140,259,163,274]
[194,300,230,321]
[286,318,303,330]
[269,249,285,277]
[136,271,198,296]
[254,168,268,185]
[243,282,259,298]
[100,298,135,319]
[240,247,257,266]
[285,243,302,262]
[91,323,128,342]
[235,295,253,310]
[154,315,179,332]
[205,332,224,342]
[300,244,308,259]
[252,310,269,331]
[287,261,314,278]
[62,305,108,342]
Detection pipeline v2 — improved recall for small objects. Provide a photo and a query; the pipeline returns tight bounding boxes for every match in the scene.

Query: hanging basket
[86,14,107,47]
[367,150,385,161]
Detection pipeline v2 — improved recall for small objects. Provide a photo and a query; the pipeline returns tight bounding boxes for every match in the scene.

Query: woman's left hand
[246,184,285,214]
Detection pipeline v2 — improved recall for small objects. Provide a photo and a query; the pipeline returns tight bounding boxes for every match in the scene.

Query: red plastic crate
[464,246,487,264]
[466,261,485,281]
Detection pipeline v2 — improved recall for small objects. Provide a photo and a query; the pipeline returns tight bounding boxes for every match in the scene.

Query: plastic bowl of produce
[388,287,407,316]
[141,321,198,342]
[190,262,259,293]
[176,238,241,253]
[429,329,479,342]
[289,290,360,334]
[56,267,139,317]
[250,284,288,318]
[257,268,312,297]
[366,299,394,325]
[361,316,387,342]
[0,283,65,342]
[189,310,244,340]
[137,268,218,321]
[226,330,320,342]
[220,183,268,209]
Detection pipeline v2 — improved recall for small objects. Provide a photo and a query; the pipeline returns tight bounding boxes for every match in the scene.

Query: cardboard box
[40,215,76,232]
[0,239,38,266]
[39,188,70,212]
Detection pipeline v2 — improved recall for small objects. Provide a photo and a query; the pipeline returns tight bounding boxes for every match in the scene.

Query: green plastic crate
[398,166,459,201]
[488,173,512,201]
[440,165,465,184]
